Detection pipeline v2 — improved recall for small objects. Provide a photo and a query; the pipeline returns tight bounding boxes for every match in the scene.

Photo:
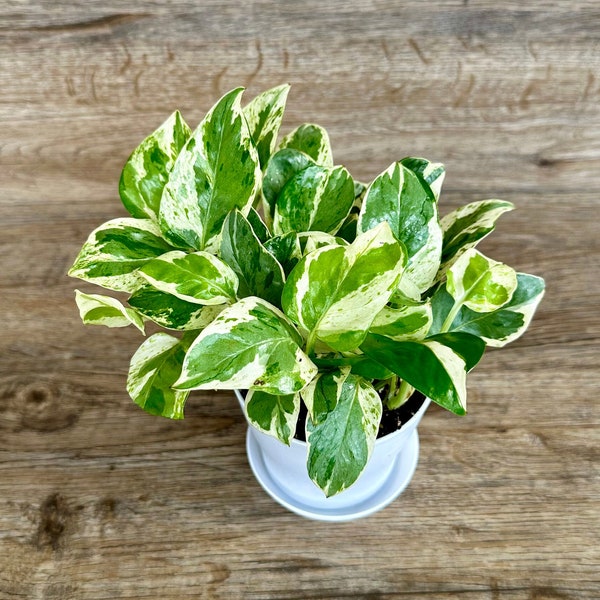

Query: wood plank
[1,1,599,598]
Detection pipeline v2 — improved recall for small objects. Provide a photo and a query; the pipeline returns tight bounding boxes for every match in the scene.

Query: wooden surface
[1,1,599,598]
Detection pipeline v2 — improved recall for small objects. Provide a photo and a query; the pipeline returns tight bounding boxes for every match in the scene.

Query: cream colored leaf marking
[68,218,172,293]
[447,248,518,313]
[279,123,333,167]
[244,390,300,445]
[175,297,317,392]
[423,340,467,412]
[139,250,238,305]
[370,302,432,341]
[75,290,145,332]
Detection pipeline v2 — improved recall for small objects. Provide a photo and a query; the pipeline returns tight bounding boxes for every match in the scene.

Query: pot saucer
[246,428,420,522]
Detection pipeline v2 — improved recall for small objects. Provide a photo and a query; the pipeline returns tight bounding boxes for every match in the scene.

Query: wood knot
[15,382,80,432]
[34,493,72,551]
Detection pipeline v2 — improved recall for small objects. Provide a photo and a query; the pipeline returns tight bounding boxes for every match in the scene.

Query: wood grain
[1,1,599,598]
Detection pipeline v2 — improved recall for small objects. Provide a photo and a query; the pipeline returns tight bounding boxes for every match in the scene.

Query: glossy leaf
[246,207,270,243]
[75,290,145,332]
[298,231,348,256]
[129,284,224,330]
[119,111,191,220]
[174,297,318,394]
[400,157,445,201]
[273,164,354,236]
[282,222,405,352]
[263,232,302,276]
[220,210,284,306]
[440,199,514,272]
[358,162,442,294]
[426,332,486,371]
[279,123,333,166]
[361,333,468,415]
[159,87,261,251]
[68,218,173,292]
[243,84,290,168]
[370,302,432,341]
[245,390,300,445]
[431,274,545,347]
[139,250,238,305]
[262,148,315,224]
[127,333,190,419]
[447,248,517,313]
[303,369,382,496]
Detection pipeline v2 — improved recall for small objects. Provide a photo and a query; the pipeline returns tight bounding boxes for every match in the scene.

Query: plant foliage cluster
[70,85,544,496]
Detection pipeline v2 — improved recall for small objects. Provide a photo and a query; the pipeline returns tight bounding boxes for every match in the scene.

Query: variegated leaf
[263,232,302,276]
[245,390,300,445]
[119,111,191,220]
[446,248,517,313]
[361,333,468,415]
[139,250,238,305]
[174,297,318,394]
[159,87,261,251]
[272,164,354,236]
[127,333,190,419]
[279,123,333,167]
[431,273,545,347]
[262,148,315,224]
[400,157,445,201]
[357,162,443,294]
[129,284,224,330]
[243,84,290,168]
[303,369,382,497]
[68,218,173,292]
[370,302,432,341]
[298,231,348,256]
[246,207,270,243]
[220,210,284,306]
[75,290,145,332]
[282,222,405,353]
[440,199,514,272]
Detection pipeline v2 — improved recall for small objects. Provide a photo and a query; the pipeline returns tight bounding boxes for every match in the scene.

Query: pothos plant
[69,85,545,497]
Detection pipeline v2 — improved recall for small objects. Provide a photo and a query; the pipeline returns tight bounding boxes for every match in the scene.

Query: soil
[293,390,427,442]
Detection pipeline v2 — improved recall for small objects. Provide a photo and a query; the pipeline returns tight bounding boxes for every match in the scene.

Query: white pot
[235,390,430,522]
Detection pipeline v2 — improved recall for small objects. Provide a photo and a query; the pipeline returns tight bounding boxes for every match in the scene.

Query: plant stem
[440,299,462,333]
[387,378,413,410]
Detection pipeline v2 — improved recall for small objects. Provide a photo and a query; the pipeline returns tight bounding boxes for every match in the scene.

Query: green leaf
[370,302,432,341]
[358,162,443,294]
[279,123,333,167]
[263,232,302,276]
[75,290,145,332]
[298,231,348,256]
[246,207,270,243]
[129,284,224,330]
[282,222,405,353]
[119,111,191,220]
[159,87,261,251]
[440,199,514,272]
[245,390,300,445]
[139,250,238,306]
[361,333,468,415]
[273,164,355,235]
[302,369,382,497]
[431,274,545,347]
[174,297,318,394]
[68,218,174,292]
[262,148,315,224]
[243,84,290,168]
[426,332,485,371]
[127,333,190,419]
[220,210,284,306]
[400,157,445,201]
[446,248,517,313]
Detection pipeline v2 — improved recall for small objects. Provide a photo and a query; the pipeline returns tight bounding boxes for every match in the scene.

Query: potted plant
[69,84,545,521]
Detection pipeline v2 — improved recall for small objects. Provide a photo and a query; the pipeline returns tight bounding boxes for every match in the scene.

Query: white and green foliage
[69,84,545,496]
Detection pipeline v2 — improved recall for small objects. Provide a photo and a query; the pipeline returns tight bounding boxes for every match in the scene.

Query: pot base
[246,427,420,522]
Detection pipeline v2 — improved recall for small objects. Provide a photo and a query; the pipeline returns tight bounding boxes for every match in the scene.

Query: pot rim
[234,389,431,449]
